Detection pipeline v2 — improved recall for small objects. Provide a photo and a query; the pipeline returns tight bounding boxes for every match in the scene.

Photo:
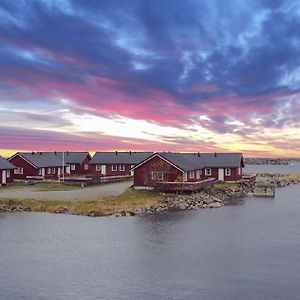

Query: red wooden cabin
[132,152,245,190]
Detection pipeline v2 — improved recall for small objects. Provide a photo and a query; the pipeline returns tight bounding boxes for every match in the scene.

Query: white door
[42,168,45,177]
[58,167,61,178]
[2,170,6,184]
[130,165,135,176]
[66,165,71,174]
[183,172,187,182]
[101,165,106,175]
[218,168,224,181]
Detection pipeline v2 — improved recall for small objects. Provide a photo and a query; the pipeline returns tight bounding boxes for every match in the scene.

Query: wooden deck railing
[154,178,216,192]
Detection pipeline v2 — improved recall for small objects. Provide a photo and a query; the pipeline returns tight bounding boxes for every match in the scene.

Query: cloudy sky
[0,0,300,157]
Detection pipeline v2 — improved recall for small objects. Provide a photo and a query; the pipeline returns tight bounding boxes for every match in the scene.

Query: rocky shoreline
[1,173,300,217]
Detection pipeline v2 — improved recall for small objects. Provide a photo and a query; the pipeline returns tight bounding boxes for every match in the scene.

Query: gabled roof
[9,152,90,168]
[185,152,244,168]
[133,152,244,172]
[90,151,154,165]
[0,156,15,170]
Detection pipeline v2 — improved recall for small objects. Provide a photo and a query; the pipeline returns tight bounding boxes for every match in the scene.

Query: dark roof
[90,152,154,164]
[0,156,15,169]
[13,152,90,168]
[137,152,244,172]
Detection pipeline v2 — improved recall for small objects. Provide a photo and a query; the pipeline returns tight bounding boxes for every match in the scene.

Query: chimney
[39,152,42,155]
[214,152,217,157]
[198,152,200,157]
[54,151,57,155]
[115,151,118,155]
[129,151,131,155]
[66,151,69,155]
[32,152,34,155]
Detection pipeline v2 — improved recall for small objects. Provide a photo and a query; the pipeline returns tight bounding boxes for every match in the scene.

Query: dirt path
[0,180,133,201]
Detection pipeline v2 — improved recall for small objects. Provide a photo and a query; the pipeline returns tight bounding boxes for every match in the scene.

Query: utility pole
[62,151,65,183]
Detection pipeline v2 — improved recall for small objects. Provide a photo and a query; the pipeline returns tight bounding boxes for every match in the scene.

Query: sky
[0,0,300,158]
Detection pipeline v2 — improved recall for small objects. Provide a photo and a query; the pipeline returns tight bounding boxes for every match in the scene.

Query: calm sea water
[1,168,300,299]
[245,161,300,174]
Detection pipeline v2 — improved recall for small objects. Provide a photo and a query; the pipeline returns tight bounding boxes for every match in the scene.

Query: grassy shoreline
[1,173,300,217]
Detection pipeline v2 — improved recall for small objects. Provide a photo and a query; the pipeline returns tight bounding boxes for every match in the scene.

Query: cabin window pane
[196,170,201,179]
[84,164,89,170]
[71,164,75,170]
[225,168,231,176]
[6,170,10,178]
[119,165,125,171]
[112,165,117,171]
[47,168,51,175]
[190,170,195,179]
[151,172,164,181]
[14,169,18,174]
[52,168,56,174]
[205,168,211,176]
[96,165,101,171]
[38,168,42,176]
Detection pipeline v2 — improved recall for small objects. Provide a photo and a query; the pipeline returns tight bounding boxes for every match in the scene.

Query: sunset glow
[1,0,300,157]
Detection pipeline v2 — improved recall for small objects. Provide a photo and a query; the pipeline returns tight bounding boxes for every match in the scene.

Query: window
[6,170,10,178]
[38,168,42,176]
[14,167,23,175]
[84,164,89,170]
[151,172,164,181]
[205,168,211,176]
[190,170,195,179]
[47,168,51,175]
[238,167,241,175]
[112,165,117,171]
[52,168,56,174]
[196,170,201,179]
[225,168,231,176]
[96,165,101,172]
[71,164,76,171]
[119,165,125,171]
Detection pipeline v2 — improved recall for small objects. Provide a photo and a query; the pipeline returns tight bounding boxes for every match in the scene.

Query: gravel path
[0,180,133,201]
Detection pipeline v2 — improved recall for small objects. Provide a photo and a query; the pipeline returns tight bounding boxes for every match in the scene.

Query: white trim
[112,165,117,171]
[96,165,101,172]
[131,153,184,173]
[225,168,231,176]
[8,153,38,169]
[134,186,154,190]
[190,170,195,179]
[151,171,164,181]
[6,170,10,178]
[119,165,125,171]
[71,164,76,171]
[84,164,89,170]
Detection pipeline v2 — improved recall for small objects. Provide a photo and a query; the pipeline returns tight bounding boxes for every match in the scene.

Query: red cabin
[132,152,245,190]
[8,152,92,180]
[90,151,153,177]
[0,156,15,185]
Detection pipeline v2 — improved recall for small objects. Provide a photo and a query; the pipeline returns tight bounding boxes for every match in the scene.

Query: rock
[208,202,222,208]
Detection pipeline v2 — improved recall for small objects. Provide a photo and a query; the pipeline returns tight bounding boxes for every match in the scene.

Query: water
[245,161,300,174]
[1,183,300,298]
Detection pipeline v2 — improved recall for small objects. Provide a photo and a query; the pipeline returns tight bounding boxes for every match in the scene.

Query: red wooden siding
[91,164,134,176]
[9,155,38,180]
[134,156,183,187]
[67,155,91,175]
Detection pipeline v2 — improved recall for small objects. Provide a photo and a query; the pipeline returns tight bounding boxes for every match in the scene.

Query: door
[101,165,106,175]
[2,170,6,184]
[130,165,135,176]
[58,167,61,178]
[218,168,224,181]
[66,164,71,174]
[42,168,45,177]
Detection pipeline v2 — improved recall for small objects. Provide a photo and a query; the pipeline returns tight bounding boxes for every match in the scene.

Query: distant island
[245,158,300,165]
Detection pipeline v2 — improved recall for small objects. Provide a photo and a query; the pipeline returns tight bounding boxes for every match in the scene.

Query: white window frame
[112,165,117,171]
[6,170,10,178]
[196,169,201,179]
[190,170,195,179]
[205,168,212,176]
[119,165,125,171]
[225,168,231,176]
[52,168,56,174]
[238,167,241,175]
[14,167,23,175]
[47,168,52,175]
[38,168,42,176]
[71,164,76,171]
[151,172,164,181]
[84,164,89,170]
[96,165,101,172]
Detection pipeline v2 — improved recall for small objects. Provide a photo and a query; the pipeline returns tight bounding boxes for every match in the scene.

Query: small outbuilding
[0,156,15,185]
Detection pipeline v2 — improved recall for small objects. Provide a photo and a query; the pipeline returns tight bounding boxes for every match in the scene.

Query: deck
[154,178,216,192]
